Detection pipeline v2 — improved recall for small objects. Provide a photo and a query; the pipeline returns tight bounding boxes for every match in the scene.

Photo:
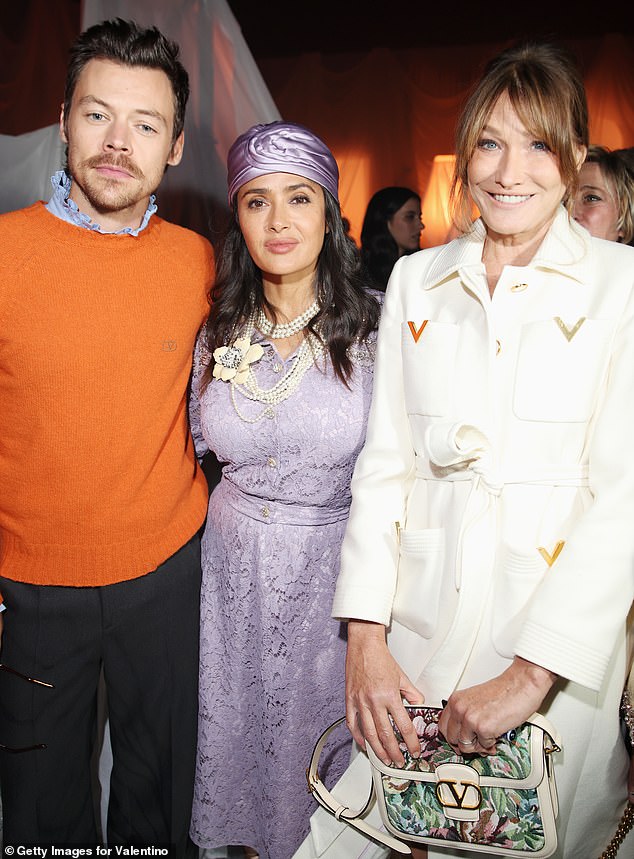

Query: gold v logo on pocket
[408,320,429,343]
[553,317,586,342]
[538,540,565,567]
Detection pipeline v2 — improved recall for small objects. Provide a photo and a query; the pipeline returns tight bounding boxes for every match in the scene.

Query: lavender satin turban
[226,120,339,204]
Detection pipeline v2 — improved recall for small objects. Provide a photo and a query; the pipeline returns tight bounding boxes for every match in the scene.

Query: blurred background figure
[584,145,634,818]
[360,186,423,290]
[574,144,634,245]
[614,147,634,176]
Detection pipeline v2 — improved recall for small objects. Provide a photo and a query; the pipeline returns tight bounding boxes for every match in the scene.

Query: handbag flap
[366,706,547,790]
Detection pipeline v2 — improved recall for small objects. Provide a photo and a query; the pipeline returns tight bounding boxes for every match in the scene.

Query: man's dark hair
[63,18,189,145]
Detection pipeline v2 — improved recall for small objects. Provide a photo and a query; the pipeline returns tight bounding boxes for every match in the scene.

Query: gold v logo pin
[538,540,565,567]
[408,320,429,343]
[554,317,586,342]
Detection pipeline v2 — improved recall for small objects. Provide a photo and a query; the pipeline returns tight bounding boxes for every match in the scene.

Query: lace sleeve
[347,287,384,368]
[189,333,211,461]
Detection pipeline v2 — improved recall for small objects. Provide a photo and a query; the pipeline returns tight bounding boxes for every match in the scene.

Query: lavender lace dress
[189,326,378,859]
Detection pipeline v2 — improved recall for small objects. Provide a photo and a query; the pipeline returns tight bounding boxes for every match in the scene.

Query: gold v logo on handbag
[538,540,565,567]
[407,320,429,343]
[553,316,586,342]
[435,764,482,819]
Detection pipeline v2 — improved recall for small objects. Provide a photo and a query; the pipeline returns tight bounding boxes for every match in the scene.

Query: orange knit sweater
[0,202,213,587]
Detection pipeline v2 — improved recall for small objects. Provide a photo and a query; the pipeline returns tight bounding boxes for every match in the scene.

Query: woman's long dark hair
[202,190,380,387]
[360,186,421,291]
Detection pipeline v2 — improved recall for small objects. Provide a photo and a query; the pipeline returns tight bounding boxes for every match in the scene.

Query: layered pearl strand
[255,298,320,339]
[230,300,323,423]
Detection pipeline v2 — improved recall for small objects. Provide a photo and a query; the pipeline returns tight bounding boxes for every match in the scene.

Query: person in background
[0,19,213,853]
[573,144,634,817]
[189,121,381,859]
[360,186,423,290]
[614,146,634,177]
[573,144,634,245]
[334,41,634,858]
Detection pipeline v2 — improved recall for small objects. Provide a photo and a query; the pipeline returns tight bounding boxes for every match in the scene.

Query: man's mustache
[84,155,143,179]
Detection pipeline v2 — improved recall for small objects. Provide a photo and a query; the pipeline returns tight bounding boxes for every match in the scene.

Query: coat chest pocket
[401,321,459,416]
[392,527,444,638]
[513,318,611,422]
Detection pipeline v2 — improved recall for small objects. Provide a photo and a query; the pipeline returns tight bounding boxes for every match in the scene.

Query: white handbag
[308,706,561,858]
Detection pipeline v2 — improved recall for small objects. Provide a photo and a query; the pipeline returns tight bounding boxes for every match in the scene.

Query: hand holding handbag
[307,705,561,858]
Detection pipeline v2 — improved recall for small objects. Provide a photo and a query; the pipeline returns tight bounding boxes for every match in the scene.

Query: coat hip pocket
[392,527,445,638]
[491,546,549,657]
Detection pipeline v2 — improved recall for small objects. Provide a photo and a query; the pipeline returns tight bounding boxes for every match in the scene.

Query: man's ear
[167,131,185,167]
[59,104,68,144]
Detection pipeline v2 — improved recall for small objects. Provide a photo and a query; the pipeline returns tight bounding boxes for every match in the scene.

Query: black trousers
[0,533,201,854]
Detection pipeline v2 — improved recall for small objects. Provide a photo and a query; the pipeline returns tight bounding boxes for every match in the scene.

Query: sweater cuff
[515,620,609,691]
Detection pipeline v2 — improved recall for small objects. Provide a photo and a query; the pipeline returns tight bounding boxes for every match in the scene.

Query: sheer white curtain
[0,125,65,215]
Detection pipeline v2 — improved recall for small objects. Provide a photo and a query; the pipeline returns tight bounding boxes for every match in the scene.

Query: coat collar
[423,206,592,290]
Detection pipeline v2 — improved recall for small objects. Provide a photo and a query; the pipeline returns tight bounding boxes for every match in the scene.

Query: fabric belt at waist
[216,476,351,526]
[415,459,589,494]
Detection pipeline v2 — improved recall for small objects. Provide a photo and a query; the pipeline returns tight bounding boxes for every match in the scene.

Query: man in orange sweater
[0,19,213,853]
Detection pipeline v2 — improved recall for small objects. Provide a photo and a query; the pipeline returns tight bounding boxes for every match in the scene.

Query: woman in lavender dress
[189,121,381,859]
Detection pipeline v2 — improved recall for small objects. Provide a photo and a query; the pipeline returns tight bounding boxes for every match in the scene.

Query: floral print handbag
[307,706,561,857]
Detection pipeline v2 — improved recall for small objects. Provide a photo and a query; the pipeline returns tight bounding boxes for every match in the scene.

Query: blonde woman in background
[573,143,634,245]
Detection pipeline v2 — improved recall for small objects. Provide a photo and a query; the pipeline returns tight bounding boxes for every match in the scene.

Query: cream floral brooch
[213,336,263,384]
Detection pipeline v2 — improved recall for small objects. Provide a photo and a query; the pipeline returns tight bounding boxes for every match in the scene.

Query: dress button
[266,408,276,419]
[261,506,270,518]
[496,339,501,355]
[267,456,277,468]
[273,363,283,373]
[510,282,528,292]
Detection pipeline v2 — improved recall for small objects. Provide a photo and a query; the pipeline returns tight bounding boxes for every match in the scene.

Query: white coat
[297,209,634,859]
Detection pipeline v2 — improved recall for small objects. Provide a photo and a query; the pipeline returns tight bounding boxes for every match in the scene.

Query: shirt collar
[45,170,157,236]
[423,206,592,289]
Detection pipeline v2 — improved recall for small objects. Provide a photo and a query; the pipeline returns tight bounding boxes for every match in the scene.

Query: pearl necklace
[255,298,320,339]
[230,317,325,423]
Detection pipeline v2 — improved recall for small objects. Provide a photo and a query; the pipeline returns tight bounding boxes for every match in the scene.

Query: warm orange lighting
[333,149,371,247]
[421,155,456,248]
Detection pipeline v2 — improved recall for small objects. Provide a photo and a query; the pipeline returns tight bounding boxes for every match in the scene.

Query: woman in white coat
[332,42,634,858]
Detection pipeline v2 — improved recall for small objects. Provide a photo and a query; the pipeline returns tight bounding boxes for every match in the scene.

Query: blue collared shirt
[45,170,157,235]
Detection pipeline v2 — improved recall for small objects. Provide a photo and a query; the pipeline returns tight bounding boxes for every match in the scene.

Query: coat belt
[415,459,589,493]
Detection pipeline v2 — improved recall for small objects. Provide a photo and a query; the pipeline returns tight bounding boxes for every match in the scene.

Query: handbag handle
[526,711,562,752]
[306,717,412,855]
